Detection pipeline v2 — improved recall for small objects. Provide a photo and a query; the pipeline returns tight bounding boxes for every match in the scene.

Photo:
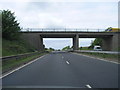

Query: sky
[0,0,118,49]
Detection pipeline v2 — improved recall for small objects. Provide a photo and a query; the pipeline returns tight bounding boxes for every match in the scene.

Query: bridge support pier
[73,34,79,50]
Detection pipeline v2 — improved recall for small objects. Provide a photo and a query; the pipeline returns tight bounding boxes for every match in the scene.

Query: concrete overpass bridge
[21,28,120,51]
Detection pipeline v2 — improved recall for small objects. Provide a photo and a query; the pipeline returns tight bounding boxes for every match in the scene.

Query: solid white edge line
[86,84,92,88]
[71,52,119,64]
[0,54,47,79]
[66,61,70,64]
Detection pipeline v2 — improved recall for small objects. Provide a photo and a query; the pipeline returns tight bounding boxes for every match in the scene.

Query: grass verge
[2,39,36,56]
[75,52,119,63]
[2,53,47,74]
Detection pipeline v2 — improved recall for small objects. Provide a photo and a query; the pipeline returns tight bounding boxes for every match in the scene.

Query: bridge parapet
[22,28,106,32]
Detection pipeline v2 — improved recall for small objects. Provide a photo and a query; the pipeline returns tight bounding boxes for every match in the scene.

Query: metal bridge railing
[21,28,106,32]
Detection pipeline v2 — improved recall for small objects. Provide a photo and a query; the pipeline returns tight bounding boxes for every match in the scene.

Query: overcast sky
[0,0,118,49]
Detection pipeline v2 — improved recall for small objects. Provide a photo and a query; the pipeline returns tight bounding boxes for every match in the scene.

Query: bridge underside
[21,32,119,51]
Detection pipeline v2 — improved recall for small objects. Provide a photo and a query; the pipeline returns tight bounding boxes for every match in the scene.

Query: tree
[0,11,2,36]
[49,47,55,51]
[2,10,21,40]
[62,46,71,50]
[89,38,102,48]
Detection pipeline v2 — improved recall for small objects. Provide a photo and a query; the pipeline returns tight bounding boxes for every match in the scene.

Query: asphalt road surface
[2,51,119,88]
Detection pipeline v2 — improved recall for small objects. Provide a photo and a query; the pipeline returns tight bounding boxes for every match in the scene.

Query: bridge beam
[73,34,79,50]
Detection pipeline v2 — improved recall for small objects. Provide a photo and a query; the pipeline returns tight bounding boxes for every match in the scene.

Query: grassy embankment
[2,39,48,73]
[77,52,119,63]
[2,39,36,56]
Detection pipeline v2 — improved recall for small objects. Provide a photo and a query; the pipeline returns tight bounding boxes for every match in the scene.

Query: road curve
[2,52,119,88]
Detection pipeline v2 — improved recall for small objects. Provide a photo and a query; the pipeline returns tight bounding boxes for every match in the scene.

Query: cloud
[0,2,117,29]
[26,2,118,28]
[0,0,119,2]
[38,13,65,28]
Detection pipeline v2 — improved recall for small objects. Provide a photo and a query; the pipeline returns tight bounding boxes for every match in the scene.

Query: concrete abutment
[102,33,119,51]
[21,33,44,51]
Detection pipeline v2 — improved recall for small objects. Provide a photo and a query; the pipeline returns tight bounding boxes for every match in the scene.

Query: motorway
[2,51,119,88]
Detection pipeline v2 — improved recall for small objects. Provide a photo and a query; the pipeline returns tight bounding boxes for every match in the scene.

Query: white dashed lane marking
[86,84,92,88]
[66,61,70,64]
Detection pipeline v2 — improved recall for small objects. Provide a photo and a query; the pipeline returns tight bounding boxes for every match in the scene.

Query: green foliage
[0,10,2,30]
[45,48,48,51]
[2,10,21,40]
[45,47,55,51]
[118,47,120,51]
[49,47,55,51]
[62,46,71,50]
[79,47,92,50]
[89,38,102,48]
